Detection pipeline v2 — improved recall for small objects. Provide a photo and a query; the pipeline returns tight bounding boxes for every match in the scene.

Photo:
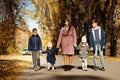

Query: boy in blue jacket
[28,28,42,71]
[89,19,106,71]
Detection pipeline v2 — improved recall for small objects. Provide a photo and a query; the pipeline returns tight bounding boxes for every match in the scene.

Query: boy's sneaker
[37,66,40,70]
[34,66,38,71]
[93,66,98,71]
[100,67,105,71]
[32,65,35,69]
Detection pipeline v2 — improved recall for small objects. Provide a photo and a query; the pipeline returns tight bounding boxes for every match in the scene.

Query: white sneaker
[52,66,55,70]
[82,62,85,71]
[47,63,51,70]
[47,66,50,70]
[84,68,88,71]
[82,67,85,71]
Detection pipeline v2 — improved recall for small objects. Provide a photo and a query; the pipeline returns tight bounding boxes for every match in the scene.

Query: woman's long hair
[64,18,72,35]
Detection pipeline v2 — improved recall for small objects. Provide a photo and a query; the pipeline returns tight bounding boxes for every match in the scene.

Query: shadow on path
[20,75,110,80]
[56,65,74,71]
[50,75,110,80]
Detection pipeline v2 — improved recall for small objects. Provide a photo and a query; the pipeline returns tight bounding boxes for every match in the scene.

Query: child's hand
[39,51,43,56]
[29,51,32,53]
[90,47,93,51]
[40,50,44,53]
[56,46,60,48]
[39,50,42,53]
[74,44,77,47]
[103,46,105,49]
[74,46,79,50]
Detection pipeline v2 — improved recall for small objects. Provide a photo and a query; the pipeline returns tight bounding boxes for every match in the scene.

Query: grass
[88,56,120,61]
[0,57,30,80]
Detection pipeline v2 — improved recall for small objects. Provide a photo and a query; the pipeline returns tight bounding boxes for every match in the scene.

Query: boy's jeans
[32,51,40,67]
[93,44,104,68]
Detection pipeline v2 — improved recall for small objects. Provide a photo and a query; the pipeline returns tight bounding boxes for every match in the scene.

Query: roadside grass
[0,58,30,80]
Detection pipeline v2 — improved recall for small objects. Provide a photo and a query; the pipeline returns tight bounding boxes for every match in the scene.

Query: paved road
[18,55,120,80]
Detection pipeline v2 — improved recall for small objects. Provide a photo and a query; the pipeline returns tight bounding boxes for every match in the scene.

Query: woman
[57,19,77,65]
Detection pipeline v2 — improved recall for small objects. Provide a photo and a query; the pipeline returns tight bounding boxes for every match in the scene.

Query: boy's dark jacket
[28,34,42,51]
[89,26,106,50]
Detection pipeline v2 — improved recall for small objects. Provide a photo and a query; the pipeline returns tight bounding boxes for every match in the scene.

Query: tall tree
[0,0,28,54]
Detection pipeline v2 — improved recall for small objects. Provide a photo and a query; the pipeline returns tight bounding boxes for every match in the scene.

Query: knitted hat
[47,41,52,48]
[81,35,87,42]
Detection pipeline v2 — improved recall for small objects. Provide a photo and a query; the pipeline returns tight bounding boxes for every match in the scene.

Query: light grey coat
[76,44,89,59]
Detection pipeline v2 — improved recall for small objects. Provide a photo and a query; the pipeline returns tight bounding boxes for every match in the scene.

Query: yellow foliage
[6,45,15,54]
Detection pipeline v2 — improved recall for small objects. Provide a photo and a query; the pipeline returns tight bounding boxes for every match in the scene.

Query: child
[89,19,105,71]
[43,41,58,71]
[76,35,89,71]
[28,28,42,71]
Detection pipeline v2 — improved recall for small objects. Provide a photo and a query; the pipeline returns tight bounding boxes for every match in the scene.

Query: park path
[17,55,120,80]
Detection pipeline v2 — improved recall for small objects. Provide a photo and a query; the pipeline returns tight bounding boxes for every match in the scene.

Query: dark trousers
[32,51,40,67]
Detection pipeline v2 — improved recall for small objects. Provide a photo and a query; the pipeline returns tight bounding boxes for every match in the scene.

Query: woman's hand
[57,46,60,48]
[74,44,77,47]
[103,46,105,49]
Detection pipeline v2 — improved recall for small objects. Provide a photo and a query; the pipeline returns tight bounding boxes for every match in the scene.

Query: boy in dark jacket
[28,28,42,71]
[42,41,58,71]
[89,19,106,71]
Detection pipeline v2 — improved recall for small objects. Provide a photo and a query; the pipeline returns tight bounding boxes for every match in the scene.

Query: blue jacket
[28,34,42,51]
[89,26,105,49]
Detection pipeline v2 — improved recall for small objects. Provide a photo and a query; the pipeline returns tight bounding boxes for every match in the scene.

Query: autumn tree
[0,0,28,54]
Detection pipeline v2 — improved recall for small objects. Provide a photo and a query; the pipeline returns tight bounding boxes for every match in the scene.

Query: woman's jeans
[32,51,40,67]
[93,44,104,68]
